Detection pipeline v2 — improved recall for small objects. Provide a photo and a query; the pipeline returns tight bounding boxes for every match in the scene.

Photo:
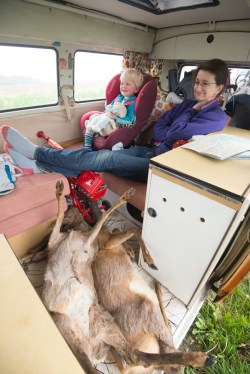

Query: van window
[74,51,123,102]
[0,45,58,112]
[230,68,250,89]
[179,64,250,88]
[179,65,196,81]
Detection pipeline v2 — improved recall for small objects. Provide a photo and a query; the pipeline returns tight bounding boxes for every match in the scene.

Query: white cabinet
[141,127,250,308]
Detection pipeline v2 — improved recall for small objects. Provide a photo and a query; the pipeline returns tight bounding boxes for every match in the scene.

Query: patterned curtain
[122,51,164,79]
[122,51,171,121]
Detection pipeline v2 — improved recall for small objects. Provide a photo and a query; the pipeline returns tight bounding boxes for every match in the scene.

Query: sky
[0,45,58,83]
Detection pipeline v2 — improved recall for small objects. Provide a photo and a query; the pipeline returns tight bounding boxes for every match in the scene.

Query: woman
[1,59,229,183]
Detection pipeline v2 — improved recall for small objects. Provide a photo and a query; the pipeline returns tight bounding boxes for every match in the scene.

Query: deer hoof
[149,263,158,270]
[121,188,135,202]
[56,180,64,195]
[205,354,217,367]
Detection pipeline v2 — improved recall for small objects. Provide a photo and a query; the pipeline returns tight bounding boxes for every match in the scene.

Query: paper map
[182,134,250,160]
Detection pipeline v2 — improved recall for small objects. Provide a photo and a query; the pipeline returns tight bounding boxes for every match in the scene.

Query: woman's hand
[193,96,216,112]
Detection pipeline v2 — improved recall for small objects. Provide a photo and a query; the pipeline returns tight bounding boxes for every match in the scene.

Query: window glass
[0,45,58,112]
[74,51,123,102]
[230,68,250,88]
[179,64,250,87]
[179,65,196,82]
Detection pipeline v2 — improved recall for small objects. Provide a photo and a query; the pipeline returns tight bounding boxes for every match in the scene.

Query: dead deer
[92,215,217,373]
[42,181,148,373]
[42,181,216,373]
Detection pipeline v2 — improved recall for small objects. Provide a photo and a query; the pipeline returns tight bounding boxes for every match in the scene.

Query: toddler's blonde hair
[120,68,144,92]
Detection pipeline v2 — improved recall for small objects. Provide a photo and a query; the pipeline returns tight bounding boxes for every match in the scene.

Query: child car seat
[174,70,195,100]
[80,73,157,150]
[225,94,250,130]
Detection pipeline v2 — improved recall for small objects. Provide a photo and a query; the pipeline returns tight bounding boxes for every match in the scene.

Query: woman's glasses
[194,80,217,87]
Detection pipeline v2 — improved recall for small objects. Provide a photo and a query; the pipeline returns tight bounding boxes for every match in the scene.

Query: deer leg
[93,306,144,367]
[154,282,183,373]
[123,243,136,260]
[154,285,216,370]
[109,337,216,370]
[110,348,216,371]
[155,282,173,332]
[133,350,217,368]
[111,229,136,259]
[101,321,139,366]
[48,180,65,250]
[105,228,157,269]
[86,188,135,246]
[52,312,99,374]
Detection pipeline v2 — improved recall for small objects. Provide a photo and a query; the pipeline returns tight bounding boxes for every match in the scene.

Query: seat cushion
[0,173,70,238]
[101,172,146,212]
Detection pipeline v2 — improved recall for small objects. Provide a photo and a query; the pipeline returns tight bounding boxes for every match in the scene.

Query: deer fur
[92,219,217,373]
[42,182,145,373]
[42,181,217,373]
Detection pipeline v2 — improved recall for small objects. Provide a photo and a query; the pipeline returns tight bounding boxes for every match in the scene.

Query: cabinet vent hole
[200,217,205,222]
[180,207,185,212]
[163,198,167,202]
[147,207,157,217]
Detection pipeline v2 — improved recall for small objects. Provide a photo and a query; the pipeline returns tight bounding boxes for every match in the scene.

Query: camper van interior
[0,0,250,373]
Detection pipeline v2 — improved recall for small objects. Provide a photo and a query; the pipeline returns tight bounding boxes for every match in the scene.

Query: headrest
[106,72,153,104]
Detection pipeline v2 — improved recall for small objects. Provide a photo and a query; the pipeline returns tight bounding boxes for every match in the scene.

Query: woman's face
[194,70,224,102]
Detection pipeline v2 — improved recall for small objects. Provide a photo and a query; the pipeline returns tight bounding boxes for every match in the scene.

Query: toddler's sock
[84,130,93,151]
[6,145,41,175]
[0,125,37,158]
[112,142,124,151]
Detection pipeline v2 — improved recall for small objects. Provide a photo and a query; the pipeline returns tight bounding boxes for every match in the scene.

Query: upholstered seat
[80,73,157,150]
[0,172,70,239]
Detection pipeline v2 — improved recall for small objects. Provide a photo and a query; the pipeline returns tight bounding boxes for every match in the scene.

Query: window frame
[118,0,219,15]
[178,62,250,87]
[73,50,123,104]
[0,43,60,113]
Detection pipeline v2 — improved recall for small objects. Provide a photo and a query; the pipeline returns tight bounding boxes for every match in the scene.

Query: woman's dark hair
[193,59,229,86]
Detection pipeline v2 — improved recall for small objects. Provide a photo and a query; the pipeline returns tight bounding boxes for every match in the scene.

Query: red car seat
[80,73,157,150]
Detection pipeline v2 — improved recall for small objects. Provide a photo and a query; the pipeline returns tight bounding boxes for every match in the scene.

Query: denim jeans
[36,145,155,182]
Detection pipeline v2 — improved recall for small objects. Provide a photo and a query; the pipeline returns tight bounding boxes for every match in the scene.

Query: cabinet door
[141,172,236,306]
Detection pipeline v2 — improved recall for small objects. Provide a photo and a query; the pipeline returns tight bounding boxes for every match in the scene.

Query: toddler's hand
[106,112,116,119]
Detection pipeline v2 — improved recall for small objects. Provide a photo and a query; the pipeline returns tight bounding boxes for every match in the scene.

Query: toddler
[84,68,144,151]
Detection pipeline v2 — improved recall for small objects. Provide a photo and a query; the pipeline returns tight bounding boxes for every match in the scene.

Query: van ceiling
[46,0,250,28]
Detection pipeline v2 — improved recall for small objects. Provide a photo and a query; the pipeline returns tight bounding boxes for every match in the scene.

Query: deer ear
[124,246,135,259]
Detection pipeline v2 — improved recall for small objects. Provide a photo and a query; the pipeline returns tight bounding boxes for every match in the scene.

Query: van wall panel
[174,33,250,61]
[149,38,176,59]
[247,48,250,61]
[150,32,250,62]
[0,102,105,153]
[0,0,155,53]
[154,20,250,45]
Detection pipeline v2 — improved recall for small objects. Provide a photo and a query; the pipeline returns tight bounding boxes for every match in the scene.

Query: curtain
[122,51,164,79]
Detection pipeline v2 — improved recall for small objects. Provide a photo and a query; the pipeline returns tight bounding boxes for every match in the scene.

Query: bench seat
[101,172,146,212]
[0,139,147,260]
[0,173,70,239]
[68,142,147,212]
